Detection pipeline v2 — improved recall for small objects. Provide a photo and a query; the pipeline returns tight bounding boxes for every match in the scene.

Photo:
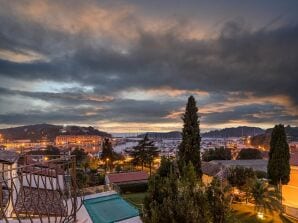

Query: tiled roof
[0,150,19,164]
[107,171,148,184]
[202,161,223,176]
[210,159,268,172]
[15,186,67,216]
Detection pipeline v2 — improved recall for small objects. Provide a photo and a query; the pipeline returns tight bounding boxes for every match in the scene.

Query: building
[202,159,268,177]
[283,150,298,220]
[2,139,52,151]
[105,171,149,189]
[0,153,81,221]
[55,135,103,153]
[0,150,20,217]
[202,158,298,220]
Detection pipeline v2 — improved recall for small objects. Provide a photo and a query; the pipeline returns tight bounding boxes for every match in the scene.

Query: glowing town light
[257,212,264,220]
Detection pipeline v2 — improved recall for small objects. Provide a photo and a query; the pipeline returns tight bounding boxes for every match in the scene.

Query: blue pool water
[84,194,139,223]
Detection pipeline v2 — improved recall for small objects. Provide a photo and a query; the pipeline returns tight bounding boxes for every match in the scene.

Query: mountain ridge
[0,123,111,142]
[138,126,266,139]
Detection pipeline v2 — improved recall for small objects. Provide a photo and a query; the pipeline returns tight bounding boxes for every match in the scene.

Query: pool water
[84,194,139,223]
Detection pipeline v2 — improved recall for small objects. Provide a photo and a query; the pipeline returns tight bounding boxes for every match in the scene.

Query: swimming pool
[84,194,139,223]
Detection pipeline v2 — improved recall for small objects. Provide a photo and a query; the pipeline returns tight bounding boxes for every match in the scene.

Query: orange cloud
[200,93,297,116]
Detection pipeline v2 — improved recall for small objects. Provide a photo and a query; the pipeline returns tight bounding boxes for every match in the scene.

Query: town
[0,0,297,222]
[0,105,298,222]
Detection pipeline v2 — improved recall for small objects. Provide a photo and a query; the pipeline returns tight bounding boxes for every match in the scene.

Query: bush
[227,166,255,188]
[119,182,148,194]
[237,148,262,160]
[88,172,105,186]
[255,170,267,179]
[202,147,232,162]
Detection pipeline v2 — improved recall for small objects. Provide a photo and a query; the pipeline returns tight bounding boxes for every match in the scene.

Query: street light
[106,158,109,172]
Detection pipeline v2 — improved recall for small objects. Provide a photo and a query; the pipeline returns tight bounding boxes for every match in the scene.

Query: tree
[267,124,290,186]
[206,178,232,223]
[71,148,87,166]
[101,138,115,170]
[44,145,60,158]
[87,157,99,171]
[143,163,210,223]
[237,148,262,160]
[202,147,232,161]
[76,169,88,188]
[157,156,175,177]
[125,134,159,174]
[250,179,281,215]
[227,166,256,189]
[178,95,202,178]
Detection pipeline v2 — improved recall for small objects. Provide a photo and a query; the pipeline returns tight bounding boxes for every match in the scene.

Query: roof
[210,159,268,172]
[202,159,268,180]
[202,161,224,176]
[107,171,149,184]
[15,186,67,216]
[0,150,19,164]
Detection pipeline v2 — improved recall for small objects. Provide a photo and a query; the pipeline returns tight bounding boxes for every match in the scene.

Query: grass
[231,204,295,223]
[122,192,148,211]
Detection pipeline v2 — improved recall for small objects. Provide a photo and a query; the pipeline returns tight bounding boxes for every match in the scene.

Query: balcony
[0,154,82,222]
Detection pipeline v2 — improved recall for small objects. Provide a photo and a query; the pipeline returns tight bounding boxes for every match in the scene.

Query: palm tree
[250,179,282,216]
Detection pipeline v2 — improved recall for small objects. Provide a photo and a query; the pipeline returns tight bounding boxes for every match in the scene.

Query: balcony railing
[0,155,82,222]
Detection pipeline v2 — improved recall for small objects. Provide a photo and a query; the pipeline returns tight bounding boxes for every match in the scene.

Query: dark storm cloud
[202,104,296,125]
[0,0,297,129]
[0,96,183,125]
[1,21,297,103]
[0,87,112,105]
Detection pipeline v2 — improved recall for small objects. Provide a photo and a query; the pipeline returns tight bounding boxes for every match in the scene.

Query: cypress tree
[267,124,290,186]
[178,95,202,178]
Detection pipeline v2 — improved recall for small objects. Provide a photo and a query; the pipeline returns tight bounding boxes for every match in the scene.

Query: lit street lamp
[106,158,109,172]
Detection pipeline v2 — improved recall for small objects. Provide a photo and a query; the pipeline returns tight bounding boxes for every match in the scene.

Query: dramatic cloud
[0,0,297,132]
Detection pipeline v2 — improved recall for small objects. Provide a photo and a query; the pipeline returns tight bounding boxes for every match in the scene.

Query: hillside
[202,126,265,138]
[0,124,111,142]
[138,127,265,139]
[251,126,298,149]
[138,131,182,139]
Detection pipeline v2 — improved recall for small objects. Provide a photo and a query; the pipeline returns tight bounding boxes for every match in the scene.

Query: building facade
[55,135,103,153]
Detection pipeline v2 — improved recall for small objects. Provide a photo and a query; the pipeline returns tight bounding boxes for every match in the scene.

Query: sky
[0,0,297,133]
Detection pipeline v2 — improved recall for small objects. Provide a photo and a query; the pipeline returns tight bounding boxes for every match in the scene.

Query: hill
[137,127,265,139]
[251,125,298,149]
[0,124,111,142]
[138,131,182,139]
[202,126,265,138]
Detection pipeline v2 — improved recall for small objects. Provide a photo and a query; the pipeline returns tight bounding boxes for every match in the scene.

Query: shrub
[237,148,262,160]
[119,182,148,193]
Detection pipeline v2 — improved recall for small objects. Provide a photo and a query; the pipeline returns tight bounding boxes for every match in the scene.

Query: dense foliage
[119,182,148,193]
[143,162,232,223]
[178,96,202,177]
[227,166,256,188]
[71,148,88,165]
[202,147,232,161]
[237,148,262,160]
[250,179,281,214]
[125,134,159,174]
[267,124,290,185]
[44,145,60,157]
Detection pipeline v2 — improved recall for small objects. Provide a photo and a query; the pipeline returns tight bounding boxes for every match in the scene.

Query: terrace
[0,153,82,222]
